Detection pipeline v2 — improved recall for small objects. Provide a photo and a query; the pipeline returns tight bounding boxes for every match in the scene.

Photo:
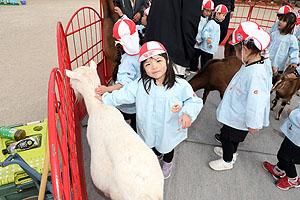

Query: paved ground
[81,47,300,200]
[2,1,300,199]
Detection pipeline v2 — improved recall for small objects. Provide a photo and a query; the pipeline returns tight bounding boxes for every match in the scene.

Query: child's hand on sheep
[178,114,191,129]
[95,85,110,95]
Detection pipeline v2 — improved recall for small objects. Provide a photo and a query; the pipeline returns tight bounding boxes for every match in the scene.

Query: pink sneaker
[162,161,172,179]
[262,161,286,180]
[275,176,300,190]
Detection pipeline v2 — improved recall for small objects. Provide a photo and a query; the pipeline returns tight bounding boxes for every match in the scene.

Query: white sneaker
[209,158,233,171]
[213,147,238,164]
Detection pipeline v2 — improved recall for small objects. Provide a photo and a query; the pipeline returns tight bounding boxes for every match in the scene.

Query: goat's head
[66,61,101,98]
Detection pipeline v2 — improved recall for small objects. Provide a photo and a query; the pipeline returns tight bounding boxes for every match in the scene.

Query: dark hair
[280,12,297,34]
[139,53,176,94]
[112,43,124,82]
[235,39,261,56]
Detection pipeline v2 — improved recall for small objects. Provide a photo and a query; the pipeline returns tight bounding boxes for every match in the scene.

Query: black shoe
[215,134,221,144]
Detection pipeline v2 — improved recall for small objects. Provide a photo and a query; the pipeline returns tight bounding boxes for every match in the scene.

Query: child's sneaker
[262,161,286,180]
[275,176,300,190]
[213,146,238,164]
[162,161,172,179]
[209,158,233,171]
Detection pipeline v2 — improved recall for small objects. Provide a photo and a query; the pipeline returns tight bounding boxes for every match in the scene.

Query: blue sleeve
[179,82,203,122]
[270,23,276,34]
[288,36,299,65]
[245,76,270,129]
[201,21,213,41]
[195,19,206,43]
[102,80,138,106]
[115,57,138,86]
[296,66,300,75]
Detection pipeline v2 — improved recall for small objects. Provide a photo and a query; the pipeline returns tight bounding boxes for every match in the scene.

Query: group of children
[92,2,300,192]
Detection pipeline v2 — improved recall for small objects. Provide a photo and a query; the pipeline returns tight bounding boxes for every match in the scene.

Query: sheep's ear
[65,69,80,80]
[90,60,97,70]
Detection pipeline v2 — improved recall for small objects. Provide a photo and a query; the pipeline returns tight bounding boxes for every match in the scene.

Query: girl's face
[203,9,212,18]
[141,14,147,26]
[143,55,167,85]
[278,19,287,31]
[215,12,227,22]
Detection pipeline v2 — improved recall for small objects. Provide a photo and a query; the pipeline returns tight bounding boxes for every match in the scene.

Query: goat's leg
[202,90,210,104]
[276,101,287,120]
[271,95,280,111]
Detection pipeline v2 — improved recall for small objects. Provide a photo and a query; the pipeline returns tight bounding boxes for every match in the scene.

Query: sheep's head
[66,61,101,98]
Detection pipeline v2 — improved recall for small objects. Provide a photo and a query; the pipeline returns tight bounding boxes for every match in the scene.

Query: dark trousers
[220,125,248,162]
[199,49,213,69]
[277,137,300,178]
[152,147,174,163]
[219,14,231,44]
[190,48,202,71]
[120,111,136,132]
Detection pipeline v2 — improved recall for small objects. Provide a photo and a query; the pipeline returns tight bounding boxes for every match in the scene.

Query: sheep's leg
[276,101,287,120]
[202,90,210,104]
[271,95,279,111]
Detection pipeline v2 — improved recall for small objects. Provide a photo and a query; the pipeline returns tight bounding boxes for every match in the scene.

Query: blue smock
[200,19,220,54]
[194,16,209,49]
[102,78,203,153]
[280,102,300,147]
[115,53,140,114]
[216,59,273,131]
[269,31,299,71]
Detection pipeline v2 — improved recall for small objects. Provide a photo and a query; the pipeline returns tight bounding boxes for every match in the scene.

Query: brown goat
[271,69,300,120]
[189,56,242,103]
[102,0,119,74]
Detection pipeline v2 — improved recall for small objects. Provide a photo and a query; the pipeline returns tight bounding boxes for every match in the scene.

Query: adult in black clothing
[114,0,149,24]
[213,0,235,43]
[145,0,203,74]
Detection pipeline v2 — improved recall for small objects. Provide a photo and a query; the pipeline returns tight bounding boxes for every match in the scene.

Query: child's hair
[235,39,261,57]
[280,12,297,34]
[139,53,176,94]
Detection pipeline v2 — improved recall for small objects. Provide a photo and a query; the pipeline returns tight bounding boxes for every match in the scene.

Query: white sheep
[66,61,164,200]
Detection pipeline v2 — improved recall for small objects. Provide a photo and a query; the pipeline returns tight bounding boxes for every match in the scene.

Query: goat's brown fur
[189,56,242,103]
[271,68,300,120]
[224,34,235,58]
[102,0,119,74]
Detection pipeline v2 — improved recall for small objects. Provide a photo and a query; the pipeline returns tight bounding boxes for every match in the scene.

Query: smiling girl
[96,41,203,179]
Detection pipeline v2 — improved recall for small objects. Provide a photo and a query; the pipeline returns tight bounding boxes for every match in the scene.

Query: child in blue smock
[269,12,299,74]
[263,103,300,190]
[198,4,228,69]
[189,0,214,73]
[270,5,292,34]
[95,18,140,131]
[96,41,203,179]
[210,21,273,171]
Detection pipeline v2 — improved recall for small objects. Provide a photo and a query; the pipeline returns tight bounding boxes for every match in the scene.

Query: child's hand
[248,128,259,134]
[206,38,212,44]
[133,12,141,22]
[178,114,191,129]
[196,42,201,46]
[298,37,300,41]
[95,93,102,102]
[114,7,123,17]
[95,85,109,95]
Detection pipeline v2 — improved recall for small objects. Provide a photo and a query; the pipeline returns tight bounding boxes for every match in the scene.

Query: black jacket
[145,0,202,67]
[115,0,149,24]
[213,0,235,11]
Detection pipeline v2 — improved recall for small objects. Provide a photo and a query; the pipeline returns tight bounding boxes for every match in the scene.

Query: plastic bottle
[0,126,26,141]
[2,135,41,155]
